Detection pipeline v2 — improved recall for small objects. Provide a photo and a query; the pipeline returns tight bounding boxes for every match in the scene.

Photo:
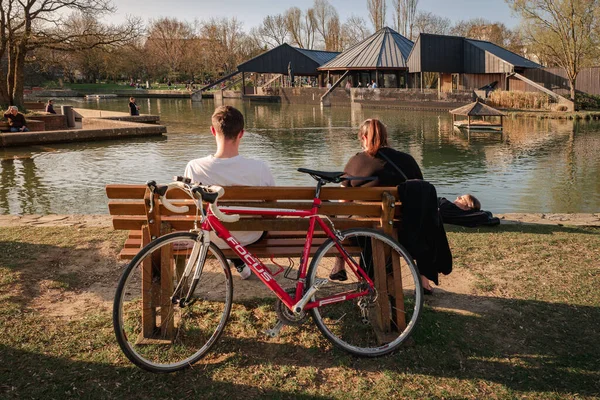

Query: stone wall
[351,88,473,110]
[1,118,166,148]
[277,87,351,105]
[71,108,160,124]
[28,114,68,130]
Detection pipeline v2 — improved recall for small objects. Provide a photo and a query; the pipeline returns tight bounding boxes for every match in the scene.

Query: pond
[1,97,599,215]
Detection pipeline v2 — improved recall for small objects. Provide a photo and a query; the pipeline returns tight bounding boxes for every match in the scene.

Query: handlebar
[148,180,240,223]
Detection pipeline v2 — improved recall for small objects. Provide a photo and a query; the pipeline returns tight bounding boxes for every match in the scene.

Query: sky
[108,0,520,31]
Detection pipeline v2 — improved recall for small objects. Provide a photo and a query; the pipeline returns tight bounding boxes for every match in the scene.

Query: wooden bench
[106,184,406,340]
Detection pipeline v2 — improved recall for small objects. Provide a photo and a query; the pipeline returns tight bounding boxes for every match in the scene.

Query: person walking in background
[128,97,140,116]
[184,105,275,279]
[3,106,29,132]
[45,99,56,114]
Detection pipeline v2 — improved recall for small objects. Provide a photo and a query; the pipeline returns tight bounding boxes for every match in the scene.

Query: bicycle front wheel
[113,232,233,373]
[307,228,423,357]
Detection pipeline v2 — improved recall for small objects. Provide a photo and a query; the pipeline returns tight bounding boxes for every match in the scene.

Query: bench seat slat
[108,200,385,217]
[112,216,379,231]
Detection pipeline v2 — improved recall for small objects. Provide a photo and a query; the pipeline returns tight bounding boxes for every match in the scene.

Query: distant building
[318,27,414,88]
[407,33,541,92]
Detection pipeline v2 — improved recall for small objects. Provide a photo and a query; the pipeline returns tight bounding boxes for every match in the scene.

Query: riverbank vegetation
[1,223,598,398]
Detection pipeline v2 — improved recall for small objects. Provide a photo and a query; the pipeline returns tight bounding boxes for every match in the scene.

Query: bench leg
[141,226,157,338]
[371,236,408,343]
[371,237,393,338]
[160,241,174,338]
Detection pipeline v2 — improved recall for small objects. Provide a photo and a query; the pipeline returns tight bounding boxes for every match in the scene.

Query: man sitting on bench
[184,105,275,279]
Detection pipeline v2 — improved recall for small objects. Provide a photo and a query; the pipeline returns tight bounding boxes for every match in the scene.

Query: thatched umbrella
[450,100,506,130]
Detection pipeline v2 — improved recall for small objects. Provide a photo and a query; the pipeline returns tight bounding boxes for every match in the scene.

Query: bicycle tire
[307,228,423,357]
[113,231,233,373]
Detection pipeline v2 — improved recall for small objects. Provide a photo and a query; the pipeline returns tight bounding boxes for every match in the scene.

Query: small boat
[85,94,117,99]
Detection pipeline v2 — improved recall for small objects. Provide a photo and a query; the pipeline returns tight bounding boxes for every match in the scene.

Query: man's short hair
[212,106,244,140]
[9,106,18,111]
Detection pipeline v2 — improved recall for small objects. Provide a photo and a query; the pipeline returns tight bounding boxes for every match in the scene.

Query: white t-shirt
[184,155,275,249]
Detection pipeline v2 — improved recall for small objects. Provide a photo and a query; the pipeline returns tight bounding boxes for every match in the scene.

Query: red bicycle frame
[200,197,376,312]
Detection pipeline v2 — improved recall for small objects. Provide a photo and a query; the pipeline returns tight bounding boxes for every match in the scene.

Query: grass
[1,224,599,399]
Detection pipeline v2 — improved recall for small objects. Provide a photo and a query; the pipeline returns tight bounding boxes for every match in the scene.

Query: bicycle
[113,168,423,373]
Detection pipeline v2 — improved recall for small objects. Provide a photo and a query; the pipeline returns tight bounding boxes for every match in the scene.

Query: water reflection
[0,98,598,214]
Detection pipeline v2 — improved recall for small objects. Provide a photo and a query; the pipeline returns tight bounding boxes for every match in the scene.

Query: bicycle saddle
[297,168,345,183]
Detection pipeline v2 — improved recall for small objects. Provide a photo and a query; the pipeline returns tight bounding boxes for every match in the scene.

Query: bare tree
[256,14,289,48]
[341,15,372,49]
[313,0,341,50]
[392,0,419,39]
[507,0,600,100]
[145,18,197,81]
[451,18,525,54]
[413,11,451,36]
[0,0,140,106]
[201,17,256,76]
[367,0,387,31]
[284,6,317,49]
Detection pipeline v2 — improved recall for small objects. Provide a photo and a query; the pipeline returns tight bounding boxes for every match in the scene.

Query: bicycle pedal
[264,320,285,338]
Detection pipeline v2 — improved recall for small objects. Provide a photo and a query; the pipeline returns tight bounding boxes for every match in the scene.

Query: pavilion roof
[318,27,413,70]
[450,100,506,116]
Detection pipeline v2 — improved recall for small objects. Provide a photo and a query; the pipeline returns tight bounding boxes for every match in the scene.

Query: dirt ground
[2,213,598,320]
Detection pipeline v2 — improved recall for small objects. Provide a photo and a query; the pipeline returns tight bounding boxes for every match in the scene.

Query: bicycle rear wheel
[113,232,232,373]
[307,228,422,357]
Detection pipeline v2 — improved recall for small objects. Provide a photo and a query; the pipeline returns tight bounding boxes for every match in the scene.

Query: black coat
[438,198,500,227]
[397,180,452,285]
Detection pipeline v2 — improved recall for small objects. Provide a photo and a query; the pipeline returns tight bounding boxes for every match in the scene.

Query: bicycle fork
[172,232,210,307]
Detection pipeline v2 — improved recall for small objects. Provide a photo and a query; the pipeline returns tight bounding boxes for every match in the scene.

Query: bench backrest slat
[106,185,399,201]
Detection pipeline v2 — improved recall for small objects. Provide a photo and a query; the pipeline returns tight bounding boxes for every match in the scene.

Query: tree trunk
[11,43,27,107]
[569,79,576,101]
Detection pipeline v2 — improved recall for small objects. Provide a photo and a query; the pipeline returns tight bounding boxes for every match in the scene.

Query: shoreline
[1,213,598,228]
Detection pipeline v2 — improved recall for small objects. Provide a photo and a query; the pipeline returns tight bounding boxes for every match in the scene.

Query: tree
[284,6,316,49]
[313,0,341,50]
[341,15,372,49]
[413,11,451,36]
[145,18,198,81]
[255,14,289,49]
[507,0,600,100]
[367,0,387,31]
[0,0,140,107]
[201,17,258,76]
[392,0,419,39]
[451,18,524,54]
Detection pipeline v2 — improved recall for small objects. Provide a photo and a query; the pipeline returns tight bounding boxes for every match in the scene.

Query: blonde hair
[358,119,388,156]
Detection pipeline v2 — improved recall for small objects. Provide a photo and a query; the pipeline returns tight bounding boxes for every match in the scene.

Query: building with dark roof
[237,43,339,76]
[407,33,541,92]
[318,27,414,88]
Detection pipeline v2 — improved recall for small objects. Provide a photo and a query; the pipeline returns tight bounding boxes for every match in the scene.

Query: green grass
[0,224,599,399]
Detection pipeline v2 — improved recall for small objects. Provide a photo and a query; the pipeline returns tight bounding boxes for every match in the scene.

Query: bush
[487,90,551,110]
[575,93,600,110]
